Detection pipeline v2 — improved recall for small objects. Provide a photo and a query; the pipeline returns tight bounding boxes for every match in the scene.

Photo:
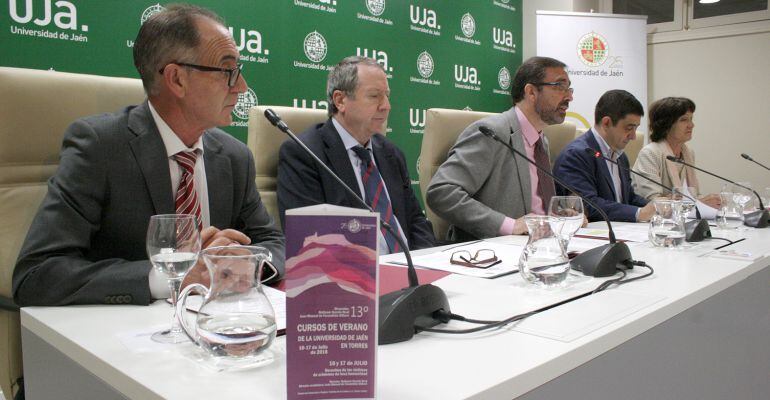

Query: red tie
[173,150,202,231]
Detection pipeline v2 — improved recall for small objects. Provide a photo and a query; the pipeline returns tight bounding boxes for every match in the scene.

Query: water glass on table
[548,195,584,250]
[146,214,201,344]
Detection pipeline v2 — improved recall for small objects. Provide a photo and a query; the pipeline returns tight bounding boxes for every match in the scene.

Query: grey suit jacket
[13,101,285,306]
[427,107,547,241]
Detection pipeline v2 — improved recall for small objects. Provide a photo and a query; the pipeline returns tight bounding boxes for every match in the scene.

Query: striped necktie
[351,145,403,253]
[173,150,202,231]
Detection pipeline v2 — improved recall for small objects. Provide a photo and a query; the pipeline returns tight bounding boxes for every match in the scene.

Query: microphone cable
[417,261,654,335]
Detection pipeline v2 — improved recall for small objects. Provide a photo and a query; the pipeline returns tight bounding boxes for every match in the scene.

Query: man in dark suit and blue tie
[278,56,435,253]
[553,89,655,222]
[13,4,284,307]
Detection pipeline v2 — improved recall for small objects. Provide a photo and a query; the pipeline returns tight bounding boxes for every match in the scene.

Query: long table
[21,223,770,399]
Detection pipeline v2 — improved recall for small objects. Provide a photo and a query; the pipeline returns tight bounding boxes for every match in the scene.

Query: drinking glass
[763,187,770,210]
[716,191,744,230]
[730,182,754,211]
[548,196,584,250]
[674,187,697,218]
[146,214,201,344]
[648,200,686,248]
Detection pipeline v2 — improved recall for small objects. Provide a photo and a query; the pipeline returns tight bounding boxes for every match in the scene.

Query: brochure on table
[285,204,378,400]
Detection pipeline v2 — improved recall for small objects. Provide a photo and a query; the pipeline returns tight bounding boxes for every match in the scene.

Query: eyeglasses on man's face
[534,81,574,94]
[159,62,244,88]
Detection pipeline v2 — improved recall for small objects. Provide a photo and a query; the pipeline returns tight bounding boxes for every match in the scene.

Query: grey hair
[133,4,223,96]
[326,56,385,117]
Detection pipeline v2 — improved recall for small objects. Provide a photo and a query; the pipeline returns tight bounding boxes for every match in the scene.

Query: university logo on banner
[230,27,270,64]
[358,0,393,25]
[455,12,480,45]
[141,3,164,24]
[8,0,90,42]
[409,108,426,134]
[231,88,258,127]
[356,47,393,78]
[409,4,440,36]
[492,27,516,53]
[493,0,516,12]
[304,31,327,63]
[493,66,511,95]
[577,32,608,67]
[293,98,329,110]
[453,64,481,92]
[410,51,439,86]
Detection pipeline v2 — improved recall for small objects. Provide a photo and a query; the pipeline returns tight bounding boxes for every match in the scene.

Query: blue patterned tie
[351,146,402,253]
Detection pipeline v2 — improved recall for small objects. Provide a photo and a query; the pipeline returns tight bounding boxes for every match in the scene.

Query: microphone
[264,108,450,344]
[584,148,711,242]
[741,153,770,172]
[666,155,769,228]
[479,126,633,278]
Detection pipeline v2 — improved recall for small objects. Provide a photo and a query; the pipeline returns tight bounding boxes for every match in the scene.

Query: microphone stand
[479,126,633,278]
[264,108,450,344]
[742,153,770,172]
[585,148,711,242]
[666,156,769,228]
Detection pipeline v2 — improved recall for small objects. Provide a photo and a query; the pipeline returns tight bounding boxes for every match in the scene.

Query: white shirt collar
[332,117,373,152]
[591,128,622,160]
[148,101,204,157]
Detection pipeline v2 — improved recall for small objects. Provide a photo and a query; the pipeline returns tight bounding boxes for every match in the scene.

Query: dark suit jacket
[13,101,285,307]
[277,119,435,250]
[553,130,647,222]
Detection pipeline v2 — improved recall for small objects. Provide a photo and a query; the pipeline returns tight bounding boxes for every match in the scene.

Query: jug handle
[176,283,209,344]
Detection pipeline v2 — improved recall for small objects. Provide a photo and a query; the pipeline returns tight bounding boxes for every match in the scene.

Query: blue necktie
[351,146,403,253]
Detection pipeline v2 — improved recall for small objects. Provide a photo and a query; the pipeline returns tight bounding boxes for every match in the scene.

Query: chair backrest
[543,121,577,165]
[247,105,328,227]
[419,108,494,240]
[0,66,145,398]
[624,133,646,167]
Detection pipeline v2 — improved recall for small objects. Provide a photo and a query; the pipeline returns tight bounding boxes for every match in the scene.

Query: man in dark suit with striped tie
[13,4,284,307]
[278,56,435,254]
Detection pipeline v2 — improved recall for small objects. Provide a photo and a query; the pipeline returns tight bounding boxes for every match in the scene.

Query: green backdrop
[2,0,522,198]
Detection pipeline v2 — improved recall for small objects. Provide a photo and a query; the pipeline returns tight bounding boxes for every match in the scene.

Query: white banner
[536,11,647,133]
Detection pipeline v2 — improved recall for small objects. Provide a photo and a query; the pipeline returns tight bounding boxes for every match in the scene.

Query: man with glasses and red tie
[277,56,435,254]
[13,4,284,307]
[427,57,575,242]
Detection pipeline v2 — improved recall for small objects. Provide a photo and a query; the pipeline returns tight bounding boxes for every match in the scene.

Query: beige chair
[247,105,328,227]
[543,121,577,164]
[624,133,646,167]
[419,108,494,240]
[0,67,145,399]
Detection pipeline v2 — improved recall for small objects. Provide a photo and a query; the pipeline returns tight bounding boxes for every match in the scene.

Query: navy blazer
[277,119,435,250]
[553,130,648,222]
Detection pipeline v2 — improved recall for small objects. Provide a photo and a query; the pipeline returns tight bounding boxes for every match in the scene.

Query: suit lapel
[586,130,619,201]
[203,133,232,228]
[320,120,361,206]
[127,101,174,215]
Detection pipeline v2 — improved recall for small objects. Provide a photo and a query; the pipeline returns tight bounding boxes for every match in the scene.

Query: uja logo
[493,27,513,47]
[140,3,164,24]
[9,0,88,31]
[233,88,258,120]
[498,67,511,90]
[409,108,426,129]
[293,98,329,110]
[409,5,439,29]
[577,32,608,67]
[416,51,434,78]
[454,65,479,84]
[366,0,385,16]
[303,31,327,63]
[356,47,391,72]
[231,27,268,55]
[460,13,475,38]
